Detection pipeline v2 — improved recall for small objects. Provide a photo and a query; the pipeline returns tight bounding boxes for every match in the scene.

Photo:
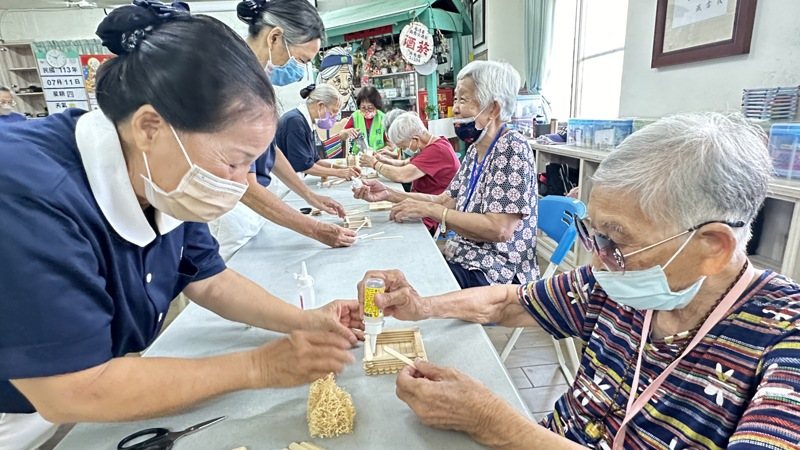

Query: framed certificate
[651,0,757,68]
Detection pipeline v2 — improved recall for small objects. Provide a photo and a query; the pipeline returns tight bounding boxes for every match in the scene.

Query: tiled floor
[484,323,570,421]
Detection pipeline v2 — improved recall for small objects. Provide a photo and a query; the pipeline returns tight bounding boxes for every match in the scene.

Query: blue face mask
[593,230,706,311]
[266,40,306,86]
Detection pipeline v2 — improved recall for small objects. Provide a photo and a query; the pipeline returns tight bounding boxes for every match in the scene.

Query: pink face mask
[363,110,376,120]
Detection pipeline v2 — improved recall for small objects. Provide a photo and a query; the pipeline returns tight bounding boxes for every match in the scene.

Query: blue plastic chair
[499,196,587,384]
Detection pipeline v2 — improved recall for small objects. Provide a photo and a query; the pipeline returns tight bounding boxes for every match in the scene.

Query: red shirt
[409,137,461,230]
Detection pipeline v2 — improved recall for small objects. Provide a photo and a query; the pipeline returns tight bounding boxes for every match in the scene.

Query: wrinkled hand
[360,152,377,168]
[378,147,399,159]
[252,330,354,388]
[390,199,435,222]
[396,361,507,441]
[357,270,429,321]
[338,167,362,180]
[312,222,356,248]
[352,179,391,203]
[340,128,360,141]
[303,300,365,345]
[308,193,345,218]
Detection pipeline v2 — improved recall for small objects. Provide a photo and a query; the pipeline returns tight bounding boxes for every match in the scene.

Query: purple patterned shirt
[445,129,539,284]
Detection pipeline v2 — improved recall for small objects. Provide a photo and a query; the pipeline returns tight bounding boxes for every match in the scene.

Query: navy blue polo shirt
[0,109,226,413]
[276,105,318,173]
[250,141,277,187]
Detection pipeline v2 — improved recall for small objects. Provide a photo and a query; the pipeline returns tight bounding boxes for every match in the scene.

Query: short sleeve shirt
[277,107,318,173]
[410,137,461,196]
[0,110,226,413]
[519,266,800,449]
[250,141,277,187]
[445,129,539,284]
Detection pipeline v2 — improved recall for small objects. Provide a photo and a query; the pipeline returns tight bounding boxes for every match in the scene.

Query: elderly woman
[0,87,25,124]
[359,112,461,233]
[207,0,355,262]
[355,61,538,288]
[358,113,800,449]
[0,4,360,449]
[278,83,361,179]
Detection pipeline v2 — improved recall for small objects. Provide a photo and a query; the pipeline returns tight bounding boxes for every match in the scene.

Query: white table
[55,178,529,450]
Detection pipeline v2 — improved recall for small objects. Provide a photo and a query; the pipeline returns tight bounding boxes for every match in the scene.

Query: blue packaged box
[567,118,634,150]
[769,123,800,180]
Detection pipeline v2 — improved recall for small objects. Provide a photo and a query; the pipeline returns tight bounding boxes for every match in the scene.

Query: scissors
[117,416,226,450]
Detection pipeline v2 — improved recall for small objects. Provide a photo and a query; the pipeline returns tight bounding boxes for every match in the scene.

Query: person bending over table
[0,5,361,449]
[209,0,357,261]
[359,112,460,233]
[354,61,539,288]
[356,113,800,450]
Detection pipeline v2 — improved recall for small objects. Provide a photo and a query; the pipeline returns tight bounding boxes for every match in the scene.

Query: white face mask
[0,103,14,115]
[141,125,248,222]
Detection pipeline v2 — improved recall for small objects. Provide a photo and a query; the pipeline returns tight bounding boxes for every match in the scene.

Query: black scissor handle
[117,427,172,450]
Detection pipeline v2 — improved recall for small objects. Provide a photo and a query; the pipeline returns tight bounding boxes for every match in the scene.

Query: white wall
[484,0,527,80]
[619,0,800,117]
[0,8,247,42]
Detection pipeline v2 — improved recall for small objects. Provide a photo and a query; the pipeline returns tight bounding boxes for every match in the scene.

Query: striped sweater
[519,265,800,449]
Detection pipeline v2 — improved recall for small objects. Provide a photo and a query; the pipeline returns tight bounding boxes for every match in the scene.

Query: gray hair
[388,112,426,144]
[592,113,772,250]
[238,0,325,45]
[457,61,520,122]
[382,109,406,140]
[304,83,340,108]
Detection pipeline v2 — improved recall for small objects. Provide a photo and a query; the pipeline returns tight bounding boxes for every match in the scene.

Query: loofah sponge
[307,373,355,438]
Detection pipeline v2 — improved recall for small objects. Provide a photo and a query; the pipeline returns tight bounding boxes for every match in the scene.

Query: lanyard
[462,125,506,211]
[612,261,756,449]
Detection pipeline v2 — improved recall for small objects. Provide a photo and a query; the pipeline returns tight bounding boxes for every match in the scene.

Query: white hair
[382,109,405,138]
[388,112,426,144]
[457,61,520,121]
[305,83,340,108]
[592,112,772,251]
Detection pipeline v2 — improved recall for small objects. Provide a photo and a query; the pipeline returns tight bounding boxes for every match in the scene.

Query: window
[541,0,629,120]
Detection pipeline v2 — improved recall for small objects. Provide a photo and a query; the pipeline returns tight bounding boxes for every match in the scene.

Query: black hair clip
[132,0,190,17]
[237,0,268,21]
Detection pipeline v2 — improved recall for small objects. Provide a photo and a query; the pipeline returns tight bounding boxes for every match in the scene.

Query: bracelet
[372,159,379,169]
[439,207,449,234]
[376,162,383,172]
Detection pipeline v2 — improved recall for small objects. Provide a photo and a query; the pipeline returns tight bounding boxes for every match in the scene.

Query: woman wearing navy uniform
[0,3,360,448]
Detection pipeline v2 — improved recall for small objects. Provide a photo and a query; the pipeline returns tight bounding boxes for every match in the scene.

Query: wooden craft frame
[369,201,394,212]
[343,215,372,229]
[363,327,428,375]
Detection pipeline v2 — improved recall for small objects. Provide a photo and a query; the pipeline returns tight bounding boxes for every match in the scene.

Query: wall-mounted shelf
[531,142,800,280]
[0,41,47,116]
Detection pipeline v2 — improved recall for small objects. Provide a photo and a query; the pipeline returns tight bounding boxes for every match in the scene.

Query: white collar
[297,102,314,130]
[75,110,183,247]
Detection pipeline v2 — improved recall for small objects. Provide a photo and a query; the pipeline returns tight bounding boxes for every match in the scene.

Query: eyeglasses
[574,216,745,272]
[0,101,16,107]
[359,106,376,113]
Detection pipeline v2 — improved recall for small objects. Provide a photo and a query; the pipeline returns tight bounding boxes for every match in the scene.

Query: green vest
[351,110,385,154]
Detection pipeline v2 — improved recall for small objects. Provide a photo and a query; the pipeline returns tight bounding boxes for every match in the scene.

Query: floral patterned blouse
[445,129,539,284]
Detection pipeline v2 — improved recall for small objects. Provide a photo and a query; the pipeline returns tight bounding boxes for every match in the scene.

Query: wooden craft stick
[354,221,367,233]
[382,346,416,368]
[357,231,385,240]
[301,443,325,450]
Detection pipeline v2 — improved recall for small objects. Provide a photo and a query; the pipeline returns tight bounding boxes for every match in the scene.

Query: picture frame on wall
[472,0,485,48]
[651,0,757,68]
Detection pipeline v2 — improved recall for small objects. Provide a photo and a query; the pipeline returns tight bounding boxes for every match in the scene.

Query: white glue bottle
[294,261,316,309]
